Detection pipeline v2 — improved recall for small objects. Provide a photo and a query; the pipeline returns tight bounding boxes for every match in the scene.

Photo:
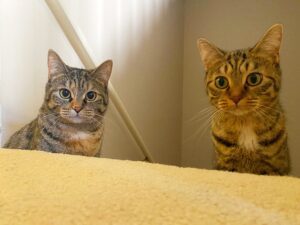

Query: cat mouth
[69,116,83,123]
[62,114,85,124]
[230,109,249,116]
[225,105,256,116]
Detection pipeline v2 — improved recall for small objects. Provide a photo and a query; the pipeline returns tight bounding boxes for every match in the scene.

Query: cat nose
[231,95,242,104]
[72,105,82,113]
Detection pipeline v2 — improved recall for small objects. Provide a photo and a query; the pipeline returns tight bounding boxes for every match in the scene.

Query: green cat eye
[215,76,228,89]
[246,73,262,86]
[59,89,71,99]
[86,91,97,101]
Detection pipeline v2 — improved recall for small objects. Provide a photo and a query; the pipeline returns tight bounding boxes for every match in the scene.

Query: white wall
[0,0,184,165]
[182,0,300,176]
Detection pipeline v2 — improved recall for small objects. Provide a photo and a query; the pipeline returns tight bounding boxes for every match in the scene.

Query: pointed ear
[197,38,224,71]
[48,49,67,79]
[250,24,283,63]
[93,60,113,85]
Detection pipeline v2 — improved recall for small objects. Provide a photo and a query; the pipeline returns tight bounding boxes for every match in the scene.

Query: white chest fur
[70,132,91,140]
[238,125,258,151]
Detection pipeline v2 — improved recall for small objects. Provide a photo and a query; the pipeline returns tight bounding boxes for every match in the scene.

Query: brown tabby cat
[197,24,290,175]
[4,50,112,156]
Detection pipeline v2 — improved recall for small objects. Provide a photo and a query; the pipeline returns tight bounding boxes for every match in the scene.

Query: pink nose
[231,96,242,104]
[72,105,82,113]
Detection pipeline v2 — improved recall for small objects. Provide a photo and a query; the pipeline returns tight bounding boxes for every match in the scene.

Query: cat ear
[197,38,224,71]
[250,24,283,63]
[48,49,67,79]
[93,60,113,85]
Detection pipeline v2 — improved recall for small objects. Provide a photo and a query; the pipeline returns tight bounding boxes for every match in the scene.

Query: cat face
[197,24,282,116]
[43,50,112,125]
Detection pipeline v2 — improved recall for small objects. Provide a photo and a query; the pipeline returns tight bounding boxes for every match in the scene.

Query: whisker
[197,113,215,138]
[40,112,59,119]
[184,106,215,124]
[183,109,221,144]
[255,108,277,125]
[257,104,282,114]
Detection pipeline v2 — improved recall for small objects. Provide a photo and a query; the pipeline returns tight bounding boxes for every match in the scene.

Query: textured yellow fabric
[0,150,300,225]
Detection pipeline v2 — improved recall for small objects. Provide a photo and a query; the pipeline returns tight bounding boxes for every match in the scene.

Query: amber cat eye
[246,73,262,86]
[86,91,97,101]
[215,76,228,89]
[59,89,71,99]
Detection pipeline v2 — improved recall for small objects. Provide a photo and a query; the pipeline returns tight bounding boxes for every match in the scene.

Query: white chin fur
[70,117,83,123]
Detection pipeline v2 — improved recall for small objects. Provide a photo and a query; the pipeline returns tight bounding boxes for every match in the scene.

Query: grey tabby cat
[4,50,112,156]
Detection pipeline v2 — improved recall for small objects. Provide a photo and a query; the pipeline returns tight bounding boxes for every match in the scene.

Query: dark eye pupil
[218,78,225,87]
[62,90,69,97]
[250,75,257,84]
[247,73,262,86]
[87,92,95,100]
[60,89,70,98]
[215,76,228,89]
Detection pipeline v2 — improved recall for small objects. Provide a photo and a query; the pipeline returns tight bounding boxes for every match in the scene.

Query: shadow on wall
[95,0,184,164]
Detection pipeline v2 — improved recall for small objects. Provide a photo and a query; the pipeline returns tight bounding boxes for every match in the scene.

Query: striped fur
[4,50,112,157]
[197,24,290,175]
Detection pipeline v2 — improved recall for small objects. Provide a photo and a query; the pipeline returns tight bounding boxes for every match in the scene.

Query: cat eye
[59,89,71,99]
[215,76,228,89]
[246,73,262,86]
[85,91,97,101]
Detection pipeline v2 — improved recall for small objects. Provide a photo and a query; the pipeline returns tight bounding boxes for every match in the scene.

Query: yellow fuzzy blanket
[0,149,300,225]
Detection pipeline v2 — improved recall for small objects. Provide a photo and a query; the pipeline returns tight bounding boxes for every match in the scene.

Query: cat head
[43,49,112,125]
[197,24,283,116]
